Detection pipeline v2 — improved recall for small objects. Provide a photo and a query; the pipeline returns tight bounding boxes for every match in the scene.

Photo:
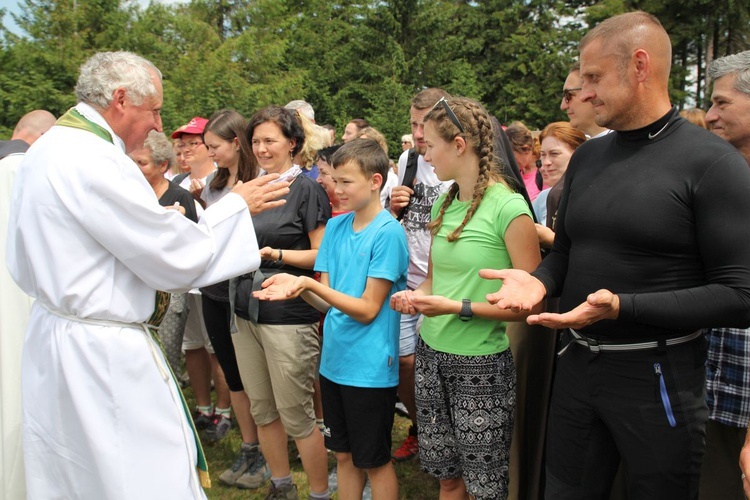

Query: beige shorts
[181,293,214,354]
[233,318,320,438]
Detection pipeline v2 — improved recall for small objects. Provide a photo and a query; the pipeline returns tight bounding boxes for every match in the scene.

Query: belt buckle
[585,336,601,353]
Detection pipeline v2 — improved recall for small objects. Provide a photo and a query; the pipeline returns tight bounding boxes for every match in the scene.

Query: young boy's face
[333,160,381,212]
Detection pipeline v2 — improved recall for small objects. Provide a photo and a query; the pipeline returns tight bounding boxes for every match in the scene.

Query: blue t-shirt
[316,210,409,388]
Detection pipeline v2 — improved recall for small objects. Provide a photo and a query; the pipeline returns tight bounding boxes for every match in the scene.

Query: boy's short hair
[331,138,389,192]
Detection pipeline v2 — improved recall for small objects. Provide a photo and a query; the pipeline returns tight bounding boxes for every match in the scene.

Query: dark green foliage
[1,0,748,143]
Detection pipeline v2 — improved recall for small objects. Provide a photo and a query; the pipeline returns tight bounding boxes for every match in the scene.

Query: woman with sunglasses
[391,97,541,499]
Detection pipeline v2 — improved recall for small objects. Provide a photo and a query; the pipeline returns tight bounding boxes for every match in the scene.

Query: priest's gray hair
[75,51,162,109]
[709,50,750,97]
[143,131,176,170]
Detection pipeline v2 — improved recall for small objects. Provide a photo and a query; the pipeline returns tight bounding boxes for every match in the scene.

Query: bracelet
[277,249,283,263]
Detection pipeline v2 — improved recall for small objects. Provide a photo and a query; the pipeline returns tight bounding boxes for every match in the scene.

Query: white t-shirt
[395,150,452,290]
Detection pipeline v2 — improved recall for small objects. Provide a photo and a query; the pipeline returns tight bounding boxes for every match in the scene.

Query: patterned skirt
[415,337,516,499]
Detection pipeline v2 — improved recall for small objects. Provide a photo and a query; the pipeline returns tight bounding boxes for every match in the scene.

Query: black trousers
[201,295,244,392]
[545,331,708,500]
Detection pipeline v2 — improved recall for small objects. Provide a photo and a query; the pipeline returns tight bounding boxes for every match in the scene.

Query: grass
[186,391,441,499]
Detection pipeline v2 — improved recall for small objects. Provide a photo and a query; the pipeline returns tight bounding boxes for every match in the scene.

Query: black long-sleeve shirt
[533,108,750,340]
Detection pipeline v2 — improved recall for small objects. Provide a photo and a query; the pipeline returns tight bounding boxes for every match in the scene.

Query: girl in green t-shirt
[391,97,541,499]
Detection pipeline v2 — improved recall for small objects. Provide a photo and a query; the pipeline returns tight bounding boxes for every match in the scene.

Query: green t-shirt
[420,182,532,356]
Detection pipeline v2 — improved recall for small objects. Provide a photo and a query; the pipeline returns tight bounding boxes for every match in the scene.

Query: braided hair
[425,97,511,242]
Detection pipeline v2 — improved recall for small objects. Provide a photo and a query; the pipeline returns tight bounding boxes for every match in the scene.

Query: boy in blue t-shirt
[254,138,409,499]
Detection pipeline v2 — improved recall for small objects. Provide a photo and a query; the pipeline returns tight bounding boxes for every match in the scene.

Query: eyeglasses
[184,140,204,150]
[563,87,582,104]
[401,141,411,145]
[433,97,465,133]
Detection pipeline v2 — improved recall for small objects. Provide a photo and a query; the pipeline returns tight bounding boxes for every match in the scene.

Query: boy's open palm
[253,273,308,301]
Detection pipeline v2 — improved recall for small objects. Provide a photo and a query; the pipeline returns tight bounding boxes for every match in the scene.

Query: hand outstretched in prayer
[527,289,619,330]
[481,268,547,313]
[253,273,308,301]
[232,174,290,215]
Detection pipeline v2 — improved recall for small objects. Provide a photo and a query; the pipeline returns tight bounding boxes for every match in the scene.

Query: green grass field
[189,395,440,499]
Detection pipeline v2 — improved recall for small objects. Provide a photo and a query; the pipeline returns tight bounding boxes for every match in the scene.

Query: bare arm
[259,223,325,270]
[255,272,392,324]
[415,214,542,320]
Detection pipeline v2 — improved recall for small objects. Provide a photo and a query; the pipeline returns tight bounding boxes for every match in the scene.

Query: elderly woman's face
[130,147,166,189]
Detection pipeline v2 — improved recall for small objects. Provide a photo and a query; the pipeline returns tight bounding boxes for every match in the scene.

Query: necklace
[648,120,670,140]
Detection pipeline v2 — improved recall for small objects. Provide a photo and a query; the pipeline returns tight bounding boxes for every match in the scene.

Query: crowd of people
[3,9,750,500]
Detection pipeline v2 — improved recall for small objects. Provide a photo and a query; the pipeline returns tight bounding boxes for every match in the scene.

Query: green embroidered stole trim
[56,108,114,144]
[146,291,211,486]
[58,108,212,487]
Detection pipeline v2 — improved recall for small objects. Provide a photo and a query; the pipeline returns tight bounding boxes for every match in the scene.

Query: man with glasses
[561,62,608,139]
[487,13,750,499]
[389,88,453,462]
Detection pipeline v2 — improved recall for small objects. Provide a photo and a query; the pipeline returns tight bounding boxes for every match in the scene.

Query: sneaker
[236,452,270,489]
[392,430,419,461]
[192,410,214,431]
[264,482,298,500]
[327,466,338,494]
[205,415,232,442]
[219,443,260,486]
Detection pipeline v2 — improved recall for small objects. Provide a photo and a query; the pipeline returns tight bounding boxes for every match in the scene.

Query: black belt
[558,328,703,355]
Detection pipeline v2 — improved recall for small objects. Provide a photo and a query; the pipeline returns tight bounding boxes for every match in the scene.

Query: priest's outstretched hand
[232,174,291,215]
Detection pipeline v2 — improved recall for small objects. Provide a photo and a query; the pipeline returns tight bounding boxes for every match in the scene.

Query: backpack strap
[396,148,419,221]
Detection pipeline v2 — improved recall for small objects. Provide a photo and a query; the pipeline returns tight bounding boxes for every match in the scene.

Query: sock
[241,441,259,452]
[309,489,330,500]
[215,407,231,419]
[271,474,294,489]
[196,404,213,416]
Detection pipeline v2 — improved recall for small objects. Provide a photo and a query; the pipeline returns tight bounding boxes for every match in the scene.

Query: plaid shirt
[706,327,750,428]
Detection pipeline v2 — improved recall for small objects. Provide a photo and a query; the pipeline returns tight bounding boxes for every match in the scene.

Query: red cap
[171,117,208,139]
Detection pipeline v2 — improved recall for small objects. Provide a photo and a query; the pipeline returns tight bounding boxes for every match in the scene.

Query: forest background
[1,0,749,154]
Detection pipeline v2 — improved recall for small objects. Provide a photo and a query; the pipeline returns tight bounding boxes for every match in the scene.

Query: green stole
[56,107,212,488]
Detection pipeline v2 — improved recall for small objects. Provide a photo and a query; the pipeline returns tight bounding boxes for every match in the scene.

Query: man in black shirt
[485,12,750,500]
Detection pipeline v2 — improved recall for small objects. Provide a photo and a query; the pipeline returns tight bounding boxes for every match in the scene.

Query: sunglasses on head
[563,87,582,104]
[433,97,465,133]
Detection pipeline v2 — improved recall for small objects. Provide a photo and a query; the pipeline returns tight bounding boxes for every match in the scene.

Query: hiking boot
[219,443,260,486]
[236,451,270,489]
[392,428,419,461]
[205,414,232,442]
[264,482,298,500]
[192,410,214,431]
